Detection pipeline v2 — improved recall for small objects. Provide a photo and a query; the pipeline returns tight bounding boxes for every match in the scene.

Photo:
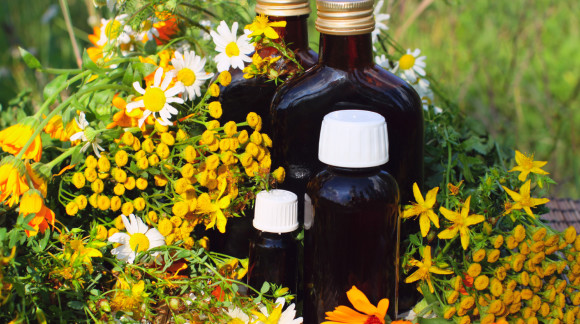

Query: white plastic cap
[318,110,389,168]
[253,189,299,233]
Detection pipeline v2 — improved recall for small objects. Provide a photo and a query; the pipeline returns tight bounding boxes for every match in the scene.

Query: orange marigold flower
[0,123,42,162]
[322,286,390,324]
[19,190,55,237]
[0,158,30,207]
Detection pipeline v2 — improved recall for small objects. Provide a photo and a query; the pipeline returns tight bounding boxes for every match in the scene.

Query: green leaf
[67,301,84,310]
[18,47,42,69]
[43,74,69,101]
[260,282,270,294]
[122,64,136,86]
[144,40,157,55]
[133,62,157,80]
[418,318,454,324]
[82,50,100,72]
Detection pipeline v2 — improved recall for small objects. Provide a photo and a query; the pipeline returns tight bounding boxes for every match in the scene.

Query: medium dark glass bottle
[247,189,299,295]
[305,110,400,322]
[270,0,423,311]
[209,0,317,259]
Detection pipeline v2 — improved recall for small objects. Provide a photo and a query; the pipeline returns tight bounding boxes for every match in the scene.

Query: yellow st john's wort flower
[502,180,549,218]
[405,246,453,293]
[402,183,439,237]
[322,285,389,324]
[245,14,287,39]
[438,196,485,250]
[196,192,231,233]
[509,150,549,182]
[68,239,103,274]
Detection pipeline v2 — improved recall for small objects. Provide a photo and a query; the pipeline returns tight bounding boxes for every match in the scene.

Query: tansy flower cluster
[402,150,579,324]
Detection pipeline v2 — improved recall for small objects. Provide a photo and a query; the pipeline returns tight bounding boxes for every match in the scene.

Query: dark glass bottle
[270,0,423,311]
[247,189,299,295]
[209,0,317,259]
[218,1,318,135]
[304,110,400,322]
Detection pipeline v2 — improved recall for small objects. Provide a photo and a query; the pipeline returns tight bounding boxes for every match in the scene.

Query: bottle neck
[269,15,310,51]
[327,165,381,175]
[319,33,374,69]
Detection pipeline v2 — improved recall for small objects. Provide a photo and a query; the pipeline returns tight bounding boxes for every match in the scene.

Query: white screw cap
[318,110,389,168]
[253,189,299,233]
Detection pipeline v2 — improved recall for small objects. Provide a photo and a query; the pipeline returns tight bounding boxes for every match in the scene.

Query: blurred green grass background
[0,0,578,198]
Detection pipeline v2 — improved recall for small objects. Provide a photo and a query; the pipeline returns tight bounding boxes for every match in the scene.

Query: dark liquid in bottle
[247,231,298,294]
[209,15,318,259]
[305,166,400,322]
[271,33,423,311]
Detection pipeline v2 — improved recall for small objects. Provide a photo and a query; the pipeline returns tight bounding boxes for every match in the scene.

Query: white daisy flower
[96,14,133,47]
[412,78,442,113]
[210,21,253,72]
[108,214,165,264]
[372,0,390,44]
[126,67,185,127]
[171,50,214,101]
[255,297,302,324]
[226,306,255,323]
[70,112,106,158]
[375,54,391,69]
[137,17,160,43]
[393,48,427,84]
[200,19,213,41]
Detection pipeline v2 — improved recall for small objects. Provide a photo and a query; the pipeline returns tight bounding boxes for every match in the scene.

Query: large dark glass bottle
[270,0,423,312]
[209,0,318,259]
[305,110,400,322]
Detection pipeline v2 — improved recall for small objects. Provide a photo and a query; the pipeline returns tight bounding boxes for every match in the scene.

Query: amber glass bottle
[305,110,400,322]
[209,0,318,259]
[270,0,423,311]
[247,190,299,295]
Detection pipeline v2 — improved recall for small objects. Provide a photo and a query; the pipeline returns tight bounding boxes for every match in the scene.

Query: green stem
[59,0,82,68]
[32,70,91,119]
[41,68,82,74]
[17,82,131,160]
[445,141,452,209]
[46,146,78,169]
[440,236,458,256]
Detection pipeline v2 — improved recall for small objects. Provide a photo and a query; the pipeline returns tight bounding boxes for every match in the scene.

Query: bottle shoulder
[307,168,400,205]
[272,64,422,113]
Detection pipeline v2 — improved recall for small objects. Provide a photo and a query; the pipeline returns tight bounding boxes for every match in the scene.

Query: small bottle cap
[256,0,311,17]
[253,189,299,233]
[316,0,375,35]
[318,110,389,168]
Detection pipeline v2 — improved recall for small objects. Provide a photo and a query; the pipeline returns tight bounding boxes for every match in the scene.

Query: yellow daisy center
[399,54,416,70]
[229,319,245,324]
[105,20,123,39]
[225,42,240,57]
[177,68,197,86]
[143,87,166,112]
[129,233,150,252]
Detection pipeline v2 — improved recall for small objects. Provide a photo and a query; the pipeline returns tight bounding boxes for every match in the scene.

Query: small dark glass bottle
[209,0,317,259]
[271,0,423,311]
[247,189,299,295]
[305,110,400,322]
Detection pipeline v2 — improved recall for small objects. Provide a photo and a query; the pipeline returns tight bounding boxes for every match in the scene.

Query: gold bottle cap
[316,0,375,35]
[255,0,311,17]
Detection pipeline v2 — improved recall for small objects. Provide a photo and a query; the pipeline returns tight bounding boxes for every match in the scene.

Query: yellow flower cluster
[442,225,580,324]
[62,110,283,247]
